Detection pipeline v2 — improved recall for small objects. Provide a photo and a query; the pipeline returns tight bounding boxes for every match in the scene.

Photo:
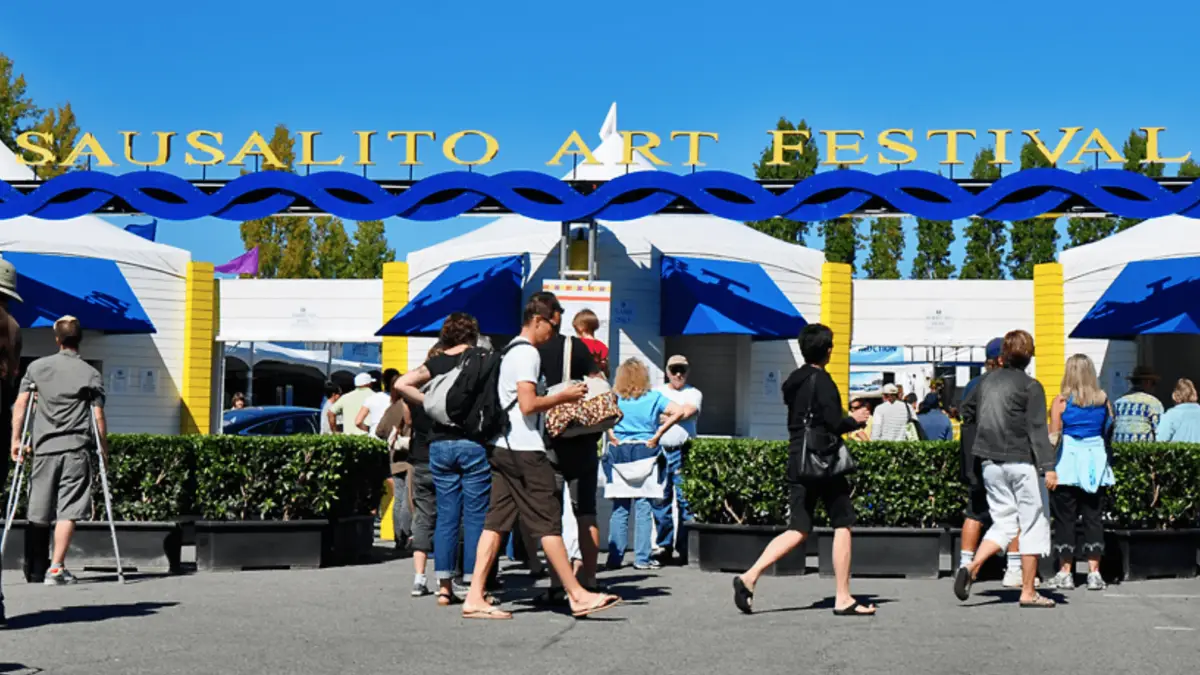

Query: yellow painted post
[181,262,218,434]
[379,478,395,541]
[1034,262,1066,410]
[381,261,409,373]
[820,262,853,399]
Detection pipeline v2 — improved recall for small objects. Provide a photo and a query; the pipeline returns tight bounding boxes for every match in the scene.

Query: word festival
[12,126,1192,172]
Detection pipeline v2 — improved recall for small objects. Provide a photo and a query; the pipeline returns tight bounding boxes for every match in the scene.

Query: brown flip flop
[571,594,622,618]
[463,606,512,620]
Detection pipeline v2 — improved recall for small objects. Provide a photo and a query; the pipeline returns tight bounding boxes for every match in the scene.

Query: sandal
[436,591,458,606]
[463,606,512,620]
[571,593,621,618]
[732,576,754,614]
[533,587,570,607]
[832,601,877,616]
[1019,595,1056,609]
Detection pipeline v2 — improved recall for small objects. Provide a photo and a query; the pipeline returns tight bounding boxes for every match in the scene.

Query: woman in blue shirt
[1158,379,1200,443]
[1047,354,1115,592]
[603,358,684,570]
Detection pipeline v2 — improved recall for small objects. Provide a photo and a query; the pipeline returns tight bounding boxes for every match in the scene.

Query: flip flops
[832,601,877,616]
[571,594,622,618]
[953,566,973,602]
[733,576,754,614]
[463,606,512,620]
[1019,595,1056,609]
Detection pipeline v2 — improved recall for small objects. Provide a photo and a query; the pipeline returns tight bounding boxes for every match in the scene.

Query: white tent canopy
[1060,214,1200,281]
[224,341,378,375]
[0,143,191,278]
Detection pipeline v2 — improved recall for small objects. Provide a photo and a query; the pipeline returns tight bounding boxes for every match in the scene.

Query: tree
[0,53,40,149]
[276,218,316,278]
[746,117,819,245]
[239,124,297,278]
[960,148,1007,279]
[1179,158,1200,178]
[28,103,81,178]
[313,216,353,279]
[819,218,862,273]
[911,216,955,279]
[1007,140,1060,279]
[348,220,395,279]
[862,217,903,279]
[1115,129,1165,233]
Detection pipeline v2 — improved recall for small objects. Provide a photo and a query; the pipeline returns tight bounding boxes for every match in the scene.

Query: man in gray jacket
[953,330,1057,608]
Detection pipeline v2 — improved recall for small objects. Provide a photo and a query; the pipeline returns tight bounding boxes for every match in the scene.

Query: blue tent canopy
[659,255,806,340]
[1071,256,1200,340]
[4,252,156,334]
[376,255,524,337]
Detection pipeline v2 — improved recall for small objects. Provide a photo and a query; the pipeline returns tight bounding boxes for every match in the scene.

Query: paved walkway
[1,551,1198,674]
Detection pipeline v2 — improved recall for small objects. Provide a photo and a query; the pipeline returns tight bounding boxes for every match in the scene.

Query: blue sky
[5,0,1200,276]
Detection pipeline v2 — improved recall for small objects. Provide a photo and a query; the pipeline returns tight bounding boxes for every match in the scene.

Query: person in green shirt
[328,372,376,436]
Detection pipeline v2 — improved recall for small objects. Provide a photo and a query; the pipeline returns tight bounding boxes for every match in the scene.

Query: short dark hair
[323,380,341,398]
[1002,329,1035,370]
[798,323,834,364]
[572,309,600,334]
[54,315,82,349]
[439,312,480,348]
[382,368,400,392]
[904,393,917,405]
[523,295,558,326]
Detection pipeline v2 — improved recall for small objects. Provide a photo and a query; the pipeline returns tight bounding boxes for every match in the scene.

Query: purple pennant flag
[215,247,260,275]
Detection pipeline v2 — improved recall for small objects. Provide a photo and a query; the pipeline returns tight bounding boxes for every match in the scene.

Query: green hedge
[685,439,1200,530]
[3,434,388,522]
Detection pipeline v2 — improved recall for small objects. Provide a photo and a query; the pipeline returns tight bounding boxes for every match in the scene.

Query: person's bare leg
[738,529,805,590]
[577,516,600,587]
[463,530,507,615]
[51,520,75,566]
[960,518,983,562]
[833,528,876,613]
[1020,554,1048,604]
[413,551,427,576]
[967,538,1003,578]
[541,535,617,612]
[1087,555,1101,574]
[1060,554,1074,576]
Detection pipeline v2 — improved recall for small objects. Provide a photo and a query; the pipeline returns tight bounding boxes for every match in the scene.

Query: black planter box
[688,523,816,576]
[67,521,182,574]
[195,516,376,572]
[324,515,375,567]
[1109,529,1199,581]
[818,527,943,579]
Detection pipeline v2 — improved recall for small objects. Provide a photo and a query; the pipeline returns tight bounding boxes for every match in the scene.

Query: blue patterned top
[1112,392,1164,442]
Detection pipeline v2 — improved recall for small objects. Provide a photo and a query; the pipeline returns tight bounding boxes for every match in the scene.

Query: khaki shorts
[29,449,93,524]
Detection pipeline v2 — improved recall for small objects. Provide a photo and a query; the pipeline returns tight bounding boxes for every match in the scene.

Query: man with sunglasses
[652,355,702,566]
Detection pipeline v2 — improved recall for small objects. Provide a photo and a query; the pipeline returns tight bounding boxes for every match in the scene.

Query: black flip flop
[732,576,754,614]
[833,601,876,616]
[953,566,973,602]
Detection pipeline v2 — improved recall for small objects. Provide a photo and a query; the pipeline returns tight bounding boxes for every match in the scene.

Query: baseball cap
[0,255,22,303]
[882,383,898,395]
[667,355,689,369]
[354,372,375,387]
[985,337,1003,361]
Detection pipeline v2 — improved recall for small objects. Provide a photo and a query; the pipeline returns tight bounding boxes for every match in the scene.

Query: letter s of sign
[15,131,55,166]
[186,131,225,166]
[877,129,917,165]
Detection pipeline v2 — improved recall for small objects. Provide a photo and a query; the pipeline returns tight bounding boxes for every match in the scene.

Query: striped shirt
[1112,392,1163,442]
[870,400,910,441]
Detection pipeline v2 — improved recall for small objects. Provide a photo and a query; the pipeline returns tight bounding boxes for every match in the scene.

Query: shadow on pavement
[756,594,895,614]
[6,601,178,630]
[0,664,43,675]
[965,589,1069,607]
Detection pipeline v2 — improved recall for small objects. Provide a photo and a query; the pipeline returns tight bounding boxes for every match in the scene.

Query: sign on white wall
[542,280,612,345]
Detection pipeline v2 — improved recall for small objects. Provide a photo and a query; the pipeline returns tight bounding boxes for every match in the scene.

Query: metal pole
[559,222,570,278]
[90,399,124,584]
[247,342,255,405]
[326,342,335,378]
[1,386,36,558]
[216,342,227,432]
[587,220,598,281]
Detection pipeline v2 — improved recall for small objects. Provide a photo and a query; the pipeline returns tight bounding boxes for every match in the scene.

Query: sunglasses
[669,366,688,375]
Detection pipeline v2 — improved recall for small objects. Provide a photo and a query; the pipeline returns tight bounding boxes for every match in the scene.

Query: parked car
[222,406,321,436]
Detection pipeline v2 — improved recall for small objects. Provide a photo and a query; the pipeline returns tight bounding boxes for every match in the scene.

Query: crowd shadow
[756,593,895,615]
[5,601,178,630]
[0,664,43,675]
[965,589,1069,608]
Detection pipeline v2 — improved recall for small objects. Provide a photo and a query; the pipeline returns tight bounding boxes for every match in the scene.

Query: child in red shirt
[572,309,609,377]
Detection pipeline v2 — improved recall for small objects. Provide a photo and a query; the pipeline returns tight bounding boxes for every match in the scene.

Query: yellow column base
[379,479,395,541]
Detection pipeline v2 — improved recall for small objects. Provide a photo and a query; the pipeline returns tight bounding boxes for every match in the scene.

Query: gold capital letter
[820,130,867,166]
[15,131,55,166]
[1068,128,1124,165]
[619,131,668,166]
[927,129,977,166]
[228,131,284,168]
[988,129,1013,165]
[670,131,719,166]
[354,131,377,166]
[387,131,436,165]
[1141,127,1191,164]
[121,131,175,167]
[1021,127,1083,166]
[766,129,812,166]
[877,129,917,165]
[60,133,115,168]
[297,131,345,167]
[442,130,499,166]
[185,131,225,166]
[546,130,600,166]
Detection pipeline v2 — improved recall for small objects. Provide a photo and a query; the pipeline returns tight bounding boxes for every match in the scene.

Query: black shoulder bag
[791,374,859,480]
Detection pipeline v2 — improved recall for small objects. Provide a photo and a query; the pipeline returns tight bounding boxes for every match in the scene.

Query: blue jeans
[429,439,491,581]
[652,446,692,551]
[607,498,652,567]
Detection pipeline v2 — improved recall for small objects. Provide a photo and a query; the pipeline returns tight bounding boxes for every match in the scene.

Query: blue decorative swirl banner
[2,168,1199,221]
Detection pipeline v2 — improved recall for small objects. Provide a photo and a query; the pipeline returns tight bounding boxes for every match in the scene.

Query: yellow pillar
[820,262,853,399]
[1034,262,1065,410]
[381,261,409,373]
[181,262,218,434]
[379,478,395,541]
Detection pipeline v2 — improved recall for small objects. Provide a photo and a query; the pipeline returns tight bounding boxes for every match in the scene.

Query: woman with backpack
[394,313,493,606]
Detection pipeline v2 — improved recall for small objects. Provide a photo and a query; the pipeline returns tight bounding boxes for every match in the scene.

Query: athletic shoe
[1086,572,1106,591]
[633,560,662,571]
[412,580,432,597]
[1046,571,1075,590]
[44,567,77,586]
[1002,569,1042,588]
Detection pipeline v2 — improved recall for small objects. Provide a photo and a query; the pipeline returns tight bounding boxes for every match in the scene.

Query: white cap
[354,372,374,387]
[882,383,898,395]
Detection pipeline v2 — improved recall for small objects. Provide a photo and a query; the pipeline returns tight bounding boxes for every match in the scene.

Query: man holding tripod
[11,315,107,587]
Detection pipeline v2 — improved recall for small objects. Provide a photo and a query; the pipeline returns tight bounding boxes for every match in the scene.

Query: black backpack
[444,340,528,443]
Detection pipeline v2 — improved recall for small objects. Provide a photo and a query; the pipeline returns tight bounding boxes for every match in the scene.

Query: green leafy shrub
[686,439,1200,530]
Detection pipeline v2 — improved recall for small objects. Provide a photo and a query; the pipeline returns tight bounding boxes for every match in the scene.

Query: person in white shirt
[460,295,621,620]
[870,383,909,441]
[356,368,399,436]
[319,380,342,434]
[652,354,702,565]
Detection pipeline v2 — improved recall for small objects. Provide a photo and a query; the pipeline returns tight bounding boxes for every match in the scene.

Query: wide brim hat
[1127,366,1159,382]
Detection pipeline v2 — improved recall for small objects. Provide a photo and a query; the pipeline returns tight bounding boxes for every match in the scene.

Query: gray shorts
[29,449,92,524]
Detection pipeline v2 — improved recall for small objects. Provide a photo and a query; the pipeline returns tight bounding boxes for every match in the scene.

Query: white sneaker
[1001,568,1021,588]
[44,567,78,586]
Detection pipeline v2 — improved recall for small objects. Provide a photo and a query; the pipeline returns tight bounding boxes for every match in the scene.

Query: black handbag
[791,374,859,480]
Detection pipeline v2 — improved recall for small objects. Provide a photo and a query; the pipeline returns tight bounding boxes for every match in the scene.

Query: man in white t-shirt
[460,295,620,620]
[653,354,703,564]
[356,368,399,436]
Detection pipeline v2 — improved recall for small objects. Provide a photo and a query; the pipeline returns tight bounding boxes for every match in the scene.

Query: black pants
[1051,485,1105,560]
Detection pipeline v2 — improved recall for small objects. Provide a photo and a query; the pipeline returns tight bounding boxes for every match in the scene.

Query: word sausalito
[12,127,1191,171]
